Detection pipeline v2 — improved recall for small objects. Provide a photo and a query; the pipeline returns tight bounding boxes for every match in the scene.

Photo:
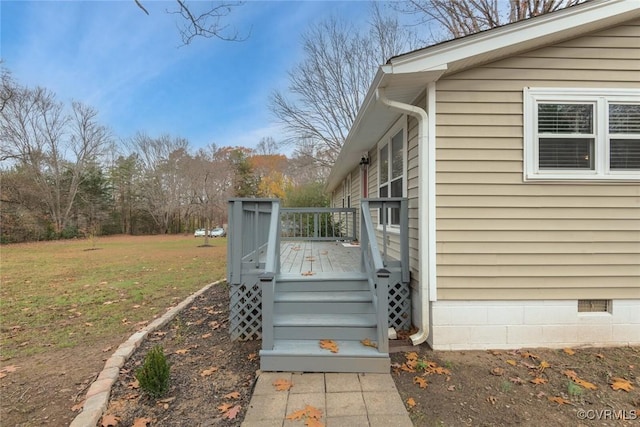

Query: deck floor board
[279,241,360,274]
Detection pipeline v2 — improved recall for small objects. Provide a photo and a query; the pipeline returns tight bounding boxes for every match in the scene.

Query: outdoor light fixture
[359,155,370,167]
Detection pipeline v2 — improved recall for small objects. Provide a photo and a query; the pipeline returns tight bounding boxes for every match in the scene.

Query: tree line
[0,71,326,243]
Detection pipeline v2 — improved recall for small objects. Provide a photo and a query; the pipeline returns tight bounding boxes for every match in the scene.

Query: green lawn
[0,235,227,360]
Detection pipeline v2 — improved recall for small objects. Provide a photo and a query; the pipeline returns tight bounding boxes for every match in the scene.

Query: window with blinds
[538,104,594,170]
[609,104,640,170]
[525,88,640,180]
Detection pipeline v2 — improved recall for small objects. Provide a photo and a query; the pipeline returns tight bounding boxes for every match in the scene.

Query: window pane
[610,139,640,170]
[390,177,402,197]
[538,104,593,134]
[391,131,403,179]
[380,143,389,184]
[539,138,594,169]
[609,104,640,134]
[379,184,388,198]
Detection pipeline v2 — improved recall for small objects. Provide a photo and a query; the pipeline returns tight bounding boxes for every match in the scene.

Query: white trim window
[524,88,640,180]
[378,121,406,226]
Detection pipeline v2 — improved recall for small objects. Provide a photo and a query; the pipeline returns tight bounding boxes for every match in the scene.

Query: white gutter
[376,86,436,346]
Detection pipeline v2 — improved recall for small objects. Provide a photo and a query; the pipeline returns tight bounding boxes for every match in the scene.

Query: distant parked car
[210,227,226,238]
[194,229,206,237]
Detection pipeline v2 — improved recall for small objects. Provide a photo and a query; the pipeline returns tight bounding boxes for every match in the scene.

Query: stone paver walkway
[241,372,413,427]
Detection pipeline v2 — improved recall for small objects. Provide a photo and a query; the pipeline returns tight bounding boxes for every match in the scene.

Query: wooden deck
[279,241,361,274]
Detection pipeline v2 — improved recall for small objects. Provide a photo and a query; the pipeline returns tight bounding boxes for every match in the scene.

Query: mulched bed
[104,282,260,426]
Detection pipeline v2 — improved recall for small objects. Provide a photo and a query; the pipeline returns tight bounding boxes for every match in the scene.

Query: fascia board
[388,0,640,74]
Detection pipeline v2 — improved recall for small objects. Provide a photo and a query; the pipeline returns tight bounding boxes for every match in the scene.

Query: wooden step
[275,290,373,314]
[260,339,389,373]
[276,272,369,292]
[273,313,376,327]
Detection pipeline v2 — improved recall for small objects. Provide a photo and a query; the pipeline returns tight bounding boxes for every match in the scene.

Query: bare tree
[0,80,111,235]
[129,133,191,233]
[135,0,247,45]
[270,6,419,170]
[394,0,585,41]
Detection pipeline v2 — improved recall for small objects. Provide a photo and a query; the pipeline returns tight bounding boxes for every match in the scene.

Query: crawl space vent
[578,299,610,313]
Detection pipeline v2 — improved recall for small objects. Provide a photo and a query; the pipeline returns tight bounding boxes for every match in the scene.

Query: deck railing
[227,199,280,284]
[280,207,356,241]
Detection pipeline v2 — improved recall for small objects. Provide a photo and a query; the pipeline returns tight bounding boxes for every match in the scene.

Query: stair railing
[258,200,281,351]
[360,199,391,354]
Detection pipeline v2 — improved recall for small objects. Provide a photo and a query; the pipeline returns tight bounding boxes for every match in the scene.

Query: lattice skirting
[388,279,412,331]
[229,283,262,341]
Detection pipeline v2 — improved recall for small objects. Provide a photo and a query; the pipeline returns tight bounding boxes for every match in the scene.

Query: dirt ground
[2,281,638,426]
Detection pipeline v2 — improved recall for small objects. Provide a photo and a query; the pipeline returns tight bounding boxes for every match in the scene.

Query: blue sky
[1,1,379,153]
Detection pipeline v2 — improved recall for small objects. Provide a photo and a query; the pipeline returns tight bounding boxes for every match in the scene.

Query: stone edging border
[69,279,223,427]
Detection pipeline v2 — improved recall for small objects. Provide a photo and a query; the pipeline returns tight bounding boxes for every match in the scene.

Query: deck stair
[259,272,390,373]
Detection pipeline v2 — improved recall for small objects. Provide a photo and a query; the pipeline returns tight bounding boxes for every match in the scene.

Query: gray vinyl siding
[434,18,640,300]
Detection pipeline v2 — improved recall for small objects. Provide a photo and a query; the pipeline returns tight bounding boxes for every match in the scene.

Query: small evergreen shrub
[135,345,170,398]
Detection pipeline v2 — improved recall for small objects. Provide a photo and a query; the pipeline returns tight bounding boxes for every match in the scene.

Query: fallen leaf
[561,370,596,390]
[132,417,152,427]
[286,408,308,421]
[305,256,316,261]
[509,377,525,385]
[536,391,547,398]
[128,379,140,389]
[611,377,634,392]
[489,350,502,356]
[413,376,428,389]
[305,405,322,420]
[506,359,517,366]
[520,351,539,359]
[563,348,575,356]
[447,385,456,391]
[360,338,377,348]
[217,402,233,413]
[273,378,293,391]
[102,346,112,352]
[406,397,416,408]
[301,271,315,276]
[595,353,605,359]
[175,349,189,355]
[200,367,219,377]
[222,404,241,420]
[487,396,497,405]
[224,391,241,399]
[406,352,419,361]
[157,397,175,404]
[491,367,505,376]
[201,333,212,339]
[101,414,120,427]
[306,418,325,427]
[247,352,258,361]
[574,377,597,390]
[0,365,19,374]
[548,396,571,405]
[530,377,548,385]
[319,339,339,353]
[538,360,550,371]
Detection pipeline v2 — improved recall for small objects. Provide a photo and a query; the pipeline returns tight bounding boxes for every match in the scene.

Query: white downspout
[376,86,435,346]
